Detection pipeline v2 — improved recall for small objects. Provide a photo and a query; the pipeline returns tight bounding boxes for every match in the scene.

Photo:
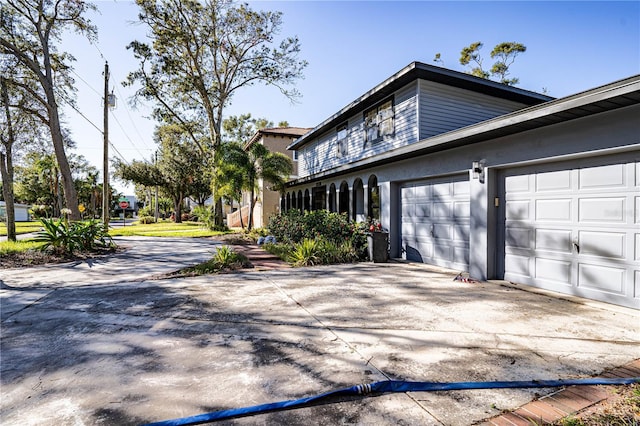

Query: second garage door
[502,155,639,309]
[400,174,470,270]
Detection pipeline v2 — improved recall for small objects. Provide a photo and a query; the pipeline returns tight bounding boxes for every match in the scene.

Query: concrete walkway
[1,237,638,425]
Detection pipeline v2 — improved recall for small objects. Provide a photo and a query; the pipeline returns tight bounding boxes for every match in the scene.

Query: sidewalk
[231,243,290,270]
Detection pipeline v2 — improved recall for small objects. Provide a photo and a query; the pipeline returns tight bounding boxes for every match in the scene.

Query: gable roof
[288,62,554,150]
[287,74,640,186]
[245,127,312,149]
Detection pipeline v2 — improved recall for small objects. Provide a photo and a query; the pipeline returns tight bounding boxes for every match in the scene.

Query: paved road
[1,237,638,425]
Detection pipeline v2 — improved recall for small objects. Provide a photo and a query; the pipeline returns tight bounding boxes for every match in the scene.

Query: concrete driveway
[1,237,638,425]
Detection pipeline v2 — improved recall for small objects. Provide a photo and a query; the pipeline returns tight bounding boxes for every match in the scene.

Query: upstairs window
[364,98,394,144]
[336,123,348,157]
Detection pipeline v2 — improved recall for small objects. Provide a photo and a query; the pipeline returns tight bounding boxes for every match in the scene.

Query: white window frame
[336,123,348,158]
[364,98,394,144]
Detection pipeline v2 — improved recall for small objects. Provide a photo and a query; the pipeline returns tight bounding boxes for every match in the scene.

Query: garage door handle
[573,242,580,253]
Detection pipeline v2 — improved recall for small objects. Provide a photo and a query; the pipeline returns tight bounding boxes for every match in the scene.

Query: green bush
[267,210,368,261]
[289,238,321,266]
[137,216,155,224]
[34,218,114,254]
[138,206,153,217]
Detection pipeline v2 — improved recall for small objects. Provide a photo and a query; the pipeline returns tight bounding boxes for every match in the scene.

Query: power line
[54,88,129,164]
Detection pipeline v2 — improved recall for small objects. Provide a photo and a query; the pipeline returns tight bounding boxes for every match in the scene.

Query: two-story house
[283,62,640,309]
[227,126,311,228]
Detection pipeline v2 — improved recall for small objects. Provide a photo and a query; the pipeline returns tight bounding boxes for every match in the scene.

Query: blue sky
[60,1,639,193]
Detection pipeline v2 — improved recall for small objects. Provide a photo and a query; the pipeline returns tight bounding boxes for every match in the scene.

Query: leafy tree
[0,0,98,220]
[222,114,274,144]
[489,42,527,86]
[219,141,292,230]
[458,41,526,86]
[114,124,210,223]
[125,0,307,226]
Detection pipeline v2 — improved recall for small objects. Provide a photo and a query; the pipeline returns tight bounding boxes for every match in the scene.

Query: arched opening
[298,190,303,211]
[280,196,285,212]
[339,181,349,216]
[304,189,310,212]
[352,178,365,222]
[367,175,380,221]
[286,193,291,211]
[291,192,297,210]
[328,183,337,212]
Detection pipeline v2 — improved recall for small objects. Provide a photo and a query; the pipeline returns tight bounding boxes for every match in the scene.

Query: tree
[0,77,17,241]
[222,114,273,144]
[125,0,307,225]
[0,0,97,220]
[219,142,292,230]
[434,41,527,86]
[114,124,210,223]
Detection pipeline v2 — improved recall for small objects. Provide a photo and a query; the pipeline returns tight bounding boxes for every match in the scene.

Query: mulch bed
[0,246,123,269]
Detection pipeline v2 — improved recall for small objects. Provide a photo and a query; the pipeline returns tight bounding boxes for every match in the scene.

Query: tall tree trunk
[0,152,16,241]
[0,78,16,241]
[44,84,81,220]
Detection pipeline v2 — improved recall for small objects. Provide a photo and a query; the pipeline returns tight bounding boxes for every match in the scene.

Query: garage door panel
[578,264,625,295]
[579,164,625,189]
[505,254,531,276]
[433,202,452,217]
[536,229,572,253]
[454,201,470,218]
[579,198,625,223]
[636,197,640,223]
[635,271,640,298]
[636,234,640,261]
[536,199,572,221]
[506,200,530,220]
[454,180,470,195]
[506,174,529,192]
[506,228,532,249]
[536,258,572,285]
[579,231,625,259]
[537,170,571,191]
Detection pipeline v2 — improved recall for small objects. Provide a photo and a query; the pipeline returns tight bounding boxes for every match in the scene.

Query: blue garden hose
[143,376,639,426]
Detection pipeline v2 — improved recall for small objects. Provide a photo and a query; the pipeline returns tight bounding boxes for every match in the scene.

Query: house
[283,62,640,310]
[0,201,32,222]
[227,126,311,228]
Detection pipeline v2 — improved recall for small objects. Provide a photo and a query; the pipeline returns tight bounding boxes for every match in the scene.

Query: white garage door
[503,156,639,309]
[400,174,470,270]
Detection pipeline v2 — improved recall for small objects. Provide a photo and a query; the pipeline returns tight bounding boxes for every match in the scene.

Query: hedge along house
[227,126,311,228]
[284,62,640,310]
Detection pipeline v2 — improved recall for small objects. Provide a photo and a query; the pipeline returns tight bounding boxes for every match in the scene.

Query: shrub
[138,206,153,217]
[289,238,320,266]
[267,210,369,262]
[34,218,114,254]
[137,216,155,224]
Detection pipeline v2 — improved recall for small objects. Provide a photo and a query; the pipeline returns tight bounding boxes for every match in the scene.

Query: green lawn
[0,239,44,255]
[0,221,43,236]
[107,220,228,238]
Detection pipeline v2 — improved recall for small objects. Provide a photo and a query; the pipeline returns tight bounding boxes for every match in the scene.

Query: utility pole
[154,150,159,222]
[102,61,110,227]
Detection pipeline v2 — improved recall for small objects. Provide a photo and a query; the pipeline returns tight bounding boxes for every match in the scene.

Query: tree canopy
[435,41,526,86]
[0,0,97,219]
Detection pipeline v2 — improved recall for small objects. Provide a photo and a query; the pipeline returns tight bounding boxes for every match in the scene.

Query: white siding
[297,81,418,178]
[419,80,529,139]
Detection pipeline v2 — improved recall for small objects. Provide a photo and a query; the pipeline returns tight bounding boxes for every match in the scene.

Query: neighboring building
[0,201,32,222]
[284,61,640,309]
[227,127,311,228]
